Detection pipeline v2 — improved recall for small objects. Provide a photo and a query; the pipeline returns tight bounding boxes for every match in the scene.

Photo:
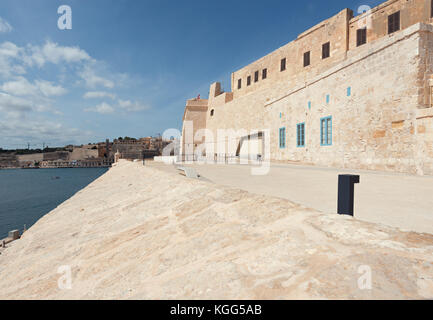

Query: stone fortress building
[181,0,433,175]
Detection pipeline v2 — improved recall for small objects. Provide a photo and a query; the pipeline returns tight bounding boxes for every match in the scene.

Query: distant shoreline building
[39,159,112,168]
[0,136,174,169]
[0,142,114,169]
[111,137,169,160]
[181,0,433,175]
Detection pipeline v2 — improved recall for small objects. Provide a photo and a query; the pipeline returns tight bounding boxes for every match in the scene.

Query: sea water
[0,168,108,239]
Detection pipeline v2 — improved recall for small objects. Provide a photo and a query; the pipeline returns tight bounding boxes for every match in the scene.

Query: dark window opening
[388,11,400,34]
[297,123,305,147]
[320,116,332,146]
[280,58,286,72]
[237,79,242,90]
[247,76,251,86]
[431,0,433,18]
[279,127,286,148]
[303,51,310,67]
[210,109,214,117]
[254,71,259,82]
[262,68,267,79]
[357,28,367,47]
[322,42,330,59]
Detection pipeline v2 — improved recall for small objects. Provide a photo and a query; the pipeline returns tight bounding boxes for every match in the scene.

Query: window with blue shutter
[279,127,286,148]
[297,123,305,147]
[320,116,332,146]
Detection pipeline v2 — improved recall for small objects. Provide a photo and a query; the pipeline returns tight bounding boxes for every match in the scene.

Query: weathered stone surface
[0,160,432,299]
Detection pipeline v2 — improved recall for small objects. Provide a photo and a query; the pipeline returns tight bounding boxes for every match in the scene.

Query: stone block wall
[415,26,433,174]
[349,0,432,51]
[265,24,424,174]
[230,9,352,99]
[181,0,433,174]
[198,24,433,174]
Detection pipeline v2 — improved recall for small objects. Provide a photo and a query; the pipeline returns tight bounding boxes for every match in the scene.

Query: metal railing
[177,154,263,164]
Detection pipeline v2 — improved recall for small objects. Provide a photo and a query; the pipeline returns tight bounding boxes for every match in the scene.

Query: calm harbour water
[0,168,108,239]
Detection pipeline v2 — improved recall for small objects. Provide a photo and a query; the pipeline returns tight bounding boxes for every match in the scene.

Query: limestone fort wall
[181,0,433,175]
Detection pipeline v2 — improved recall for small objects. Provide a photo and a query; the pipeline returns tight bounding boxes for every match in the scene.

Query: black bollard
[337,174,360,216]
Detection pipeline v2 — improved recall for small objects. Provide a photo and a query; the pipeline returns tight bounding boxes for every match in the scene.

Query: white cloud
[0,40,91,78]
[0,42,20,58]
[83,91,116,99]
[0,118,92,148]
[26,41,91,67]
[79,66,115,89]
[0,91,61,118]
[42,41,91,64]
[0,92,34,113]
[83,99,151,115]
[1,77,38,96]
[35,80,67,97]
[1,77,67,97]
[84,102,115,114]
[118,99,151,112]
[0,42,25,77]
[0,38,147,148]
[0,40,123,96]
[0,17,12,33]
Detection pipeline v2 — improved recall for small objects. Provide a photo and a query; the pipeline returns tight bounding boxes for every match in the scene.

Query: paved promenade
[150,161,433,234]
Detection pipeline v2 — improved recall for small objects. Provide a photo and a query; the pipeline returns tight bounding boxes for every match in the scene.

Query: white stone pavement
[150,161,433,234]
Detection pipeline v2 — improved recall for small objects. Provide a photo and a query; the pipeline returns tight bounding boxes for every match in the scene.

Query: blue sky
[0,0,383,149]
